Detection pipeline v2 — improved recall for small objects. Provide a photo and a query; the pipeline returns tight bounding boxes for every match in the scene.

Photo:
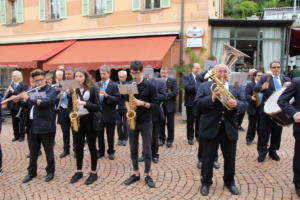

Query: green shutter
[39,0,46,21]
[105,0,113,13]
[82,0,90,16]
[132,0,140,11]
[16,0,24,23]
[0,0,6,24]
[161,0,170,8]
[59,0,67,18]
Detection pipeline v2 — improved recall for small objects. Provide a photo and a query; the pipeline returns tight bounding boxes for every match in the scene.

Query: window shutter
[132,0,140,11]
[0,0,6,24]
[161,0,171,8]
[59,0,67,18]
[16,0,24,23]
[39,0,46,21]
[105,0,113,13]
[82,0,90,16]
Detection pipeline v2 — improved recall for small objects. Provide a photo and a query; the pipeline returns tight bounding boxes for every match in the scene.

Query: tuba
[126,92,137,130]
[69,88,79,132]
[204,44,249,110]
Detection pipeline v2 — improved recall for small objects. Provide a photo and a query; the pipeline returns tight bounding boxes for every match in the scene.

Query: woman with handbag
[69,67,101,185]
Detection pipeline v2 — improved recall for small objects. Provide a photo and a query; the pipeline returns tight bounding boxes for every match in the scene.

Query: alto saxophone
[126,92,137,130]
[253,91,260,107]
[69,88,79,132]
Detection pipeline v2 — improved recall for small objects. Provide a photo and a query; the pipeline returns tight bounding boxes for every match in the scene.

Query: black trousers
[257,113,282,156]
[27,122,55,175]
[201,123,237,186]
[59,108,75,153]
[198,138,218,162]
[129,122,152,173]
[160,112,175,143]
[74,115,98,171]
[246,113,260,142]
[98,122,116,155]
[116,109,128,141]
[237,112,245,127]
[186,106,199,141]
[11,114,26,139]
[294,131,300,189]
[152,121,161,158]
[0,129,2,169]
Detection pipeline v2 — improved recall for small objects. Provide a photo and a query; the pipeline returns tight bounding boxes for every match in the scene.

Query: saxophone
[253,91,260,107]
[126,92,137,130]
[69,88,79,132]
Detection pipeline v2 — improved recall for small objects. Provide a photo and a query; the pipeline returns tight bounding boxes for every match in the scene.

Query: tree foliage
[225,0,296,18]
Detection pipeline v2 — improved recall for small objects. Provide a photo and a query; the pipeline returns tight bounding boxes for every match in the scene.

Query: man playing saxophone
[123,60,158,188]
[195,64,247,196]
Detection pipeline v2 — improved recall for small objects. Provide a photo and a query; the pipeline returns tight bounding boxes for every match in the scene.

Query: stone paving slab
[0,115,298,200]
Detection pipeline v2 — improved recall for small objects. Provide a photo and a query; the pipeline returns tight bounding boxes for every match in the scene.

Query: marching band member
[195,64,246,196]
[4,71,28,142]
[123,60,158,188]
[278,77,300,197]
[69,68,101,185]
[254,61,290,162]
[18,69,57,183]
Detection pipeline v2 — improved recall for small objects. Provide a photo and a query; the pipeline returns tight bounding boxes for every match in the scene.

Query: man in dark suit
[245,71,262,145]
[159,67,178,147]
[195,64,247,196]
[97,65,121,160]
[17,69,57,183]
[183,63,201,145]
[254,61,290,162]
[278,78,300,197]
[4,71,28,142]
[57,67,76,158]
[116,70,130,146]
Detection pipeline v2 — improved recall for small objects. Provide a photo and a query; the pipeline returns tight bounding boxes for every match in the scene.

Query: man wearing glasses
[254,61,290,162]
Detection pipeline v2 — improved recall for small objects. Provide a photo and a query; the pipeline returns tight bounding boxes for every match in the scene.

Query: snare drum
[264,87,294,127]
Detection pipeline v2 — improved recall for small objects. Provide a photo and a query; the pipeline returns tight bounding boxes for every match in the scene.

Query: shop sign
[186,27,204,38]
[187,38,203,47]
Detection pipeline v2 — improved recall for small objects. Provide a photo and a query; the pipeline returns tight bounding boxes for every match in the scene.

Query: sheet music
[60,80,80,90]
[29,92,46,100]
[229,72,248,86]
[117,84,138,95]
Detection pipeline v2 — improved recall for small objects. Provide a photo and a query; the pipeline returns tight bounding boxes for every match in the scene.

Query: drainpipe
[178,0,185,112]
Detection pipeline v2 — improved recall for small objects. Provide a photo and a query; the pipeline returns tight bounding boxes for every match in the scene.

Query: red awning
[43,36,176,70]
[0,40,75,69]
[290,28,300,57]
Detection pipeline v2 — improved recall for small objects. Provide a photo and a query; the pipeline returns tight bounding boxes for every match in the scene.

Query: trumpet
[1,85,44,104]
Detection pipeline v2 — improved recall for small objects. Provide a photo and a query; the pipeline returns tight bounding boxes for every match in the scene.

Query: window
[9,0,17,24]
[93,0,105,15]
[49,0,60,19]
[144,0,160,10]
[82,0,113,16]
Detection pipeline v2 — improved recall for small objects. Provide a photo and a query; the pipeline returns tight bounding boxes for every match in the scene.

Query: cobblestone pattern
[0,115,298,200]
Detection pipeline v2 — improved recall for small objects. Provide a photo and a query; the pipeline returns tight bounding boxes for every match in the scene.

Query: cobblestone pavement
[0,115,299,200]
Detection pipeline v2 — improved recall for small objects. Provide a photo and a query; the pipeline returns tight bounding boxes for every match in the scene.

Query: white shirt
[192,73,196,83]
[77,88,90,116]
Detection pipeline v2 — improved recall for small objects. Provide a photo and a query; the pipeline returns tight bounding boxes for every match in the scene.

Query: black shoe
[117,140,123,146]
[258,155,266,163]
[225,185,240,195]
[70,172,83,183]
[85,173,98,185]
[121,140,127,146]
[60,151,70,158]
[12,137,19,142]
[138,156,144,162]
[152,157,159,163]
[158,140,164,146]
[269,151,280,161]
[200,185,209,196]
[19,137,25,142]
[166,142,172,148]
[246,140,252,145]
[145,176,155,188]
[188,140,194,145]
[97,152,104,159]
[197,161,202,169]
[296,187,300,197]
[44,173,54,182]
[22,174,37,183]
[124,174,140,185]
[213,161,220,169]
[108,153,115,160]
[238,127,245,132]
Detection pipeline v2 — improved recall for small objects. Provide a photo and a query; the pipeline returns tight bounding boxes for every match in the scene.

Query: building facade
[0,0,223,87]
